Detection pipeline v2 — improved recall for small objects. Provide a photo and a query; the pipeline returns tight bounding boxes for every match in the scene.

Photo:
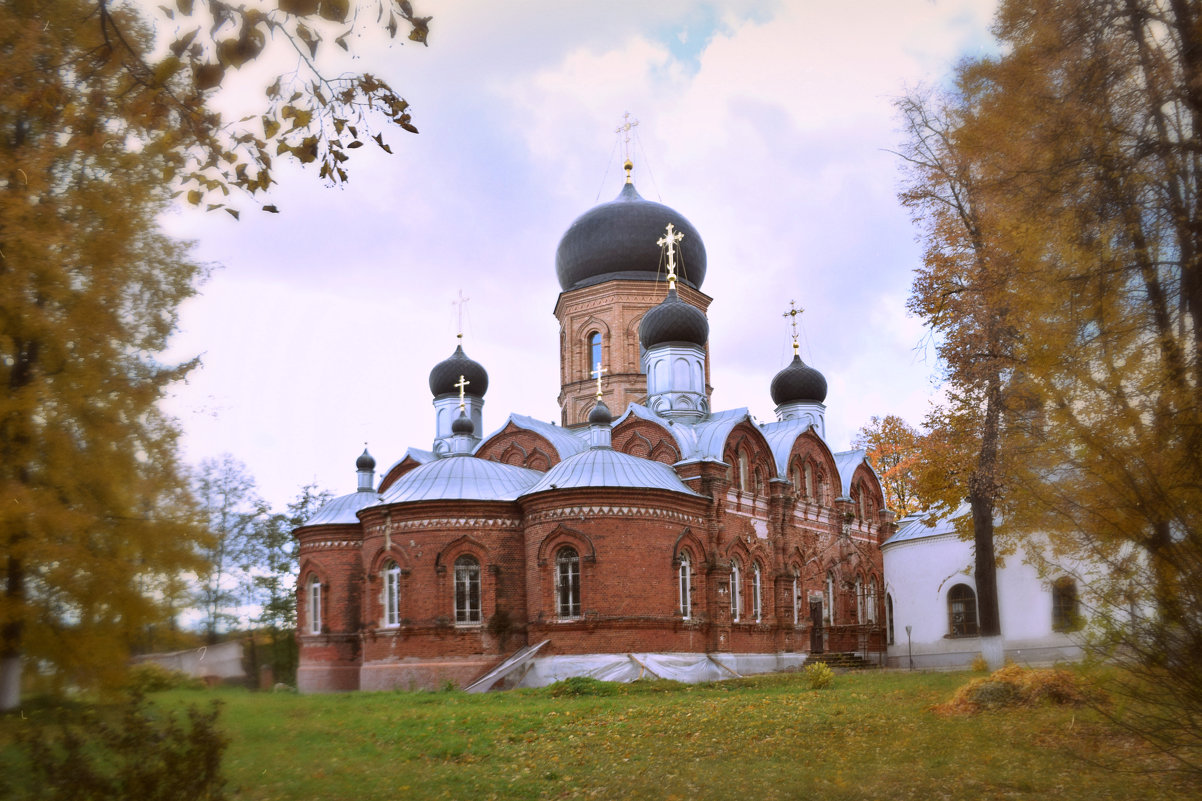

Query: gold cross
[455,374,470,410]
[657,223,685,287]
[452,290,469,341]
[591,361,607,400]
[783,300,804,355]
[615,112,639,181]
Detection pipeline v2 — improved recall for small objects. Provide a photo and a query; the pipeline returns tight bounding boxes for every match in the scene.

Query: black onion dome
[770,354,828,405]
[428,344,489,398]
[639,286,709,349]
[451,410,475,435]
[555,182,707,292]
[588,399,612,425]
[356,448,376,471]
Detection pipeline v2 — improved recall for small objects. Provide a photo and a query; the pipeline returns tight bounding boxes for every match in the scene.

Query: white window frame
[752,562,762,622]
[804,462,813,498]
[867,577,878,624]
[730,559,742,622]
[856,576,865,624]
[454,555,482,625]
[679,551,692,620]
[826,571,835,624]
[383,561,400,628]
[307,576,322,635]
[792,571,800,626]
[555,547,581,619]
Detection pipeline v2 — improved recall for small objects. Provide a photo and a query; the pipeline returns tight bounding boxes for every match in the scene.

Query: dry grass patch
[934,663,1102,715]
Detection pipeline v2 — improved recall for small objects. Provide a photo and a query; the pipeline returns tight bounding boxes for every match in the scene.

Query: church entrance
[809,600,824,653]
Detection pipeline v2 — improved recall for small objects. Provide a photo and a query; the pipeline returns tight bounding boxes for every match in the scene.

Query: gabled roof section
[476,413,588,461]
[758,418,817,476]
[378,448,436,494]
[300,490,381,527]
[833,448,882,497]
[883,502,970,547]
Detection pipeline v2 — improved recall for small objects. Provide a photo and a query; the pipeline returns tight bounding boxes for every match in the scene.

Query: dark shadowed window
[1052,577,1080,631]
[555,547,581,619]
[948,583,979,637]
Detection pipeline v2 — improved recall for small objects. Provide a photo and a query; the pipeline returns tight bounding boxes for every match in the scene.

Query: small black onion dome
[451,410,475,435]
[555,182,707,292]
[770,354,828,405]
[428,344,489,398]
[588,399,612,426]
[356,448,376,471]
[638,286,709,349]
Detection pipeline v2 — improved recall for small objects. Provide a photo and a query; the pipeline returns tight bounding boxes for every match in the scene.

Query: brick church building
[295,162,896,692]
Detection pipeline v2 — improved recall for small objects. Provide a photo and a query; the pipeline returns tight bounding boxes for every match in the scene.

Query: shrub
[971,654,989,673]
[804,661,835,690]
[547,676,620,697]
[126,662,204,693]
[9,691,227,801]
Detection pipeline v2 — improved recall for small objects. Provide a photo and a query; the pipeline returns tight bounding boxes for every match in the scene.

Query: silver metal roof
[522,447,705,498]
[302,490,382,527]
[380,447,436,480]
[380,455,544,504]
[615,403,752,465]
[883,502,969,547]
[833,448,874,497]
[759,418,815,475]
[476,413,589,460]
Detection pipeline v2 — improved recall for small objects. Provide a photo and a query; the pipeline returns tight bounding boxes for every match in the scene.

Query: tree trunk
[1,554,23,711]
[971,371,1004,648]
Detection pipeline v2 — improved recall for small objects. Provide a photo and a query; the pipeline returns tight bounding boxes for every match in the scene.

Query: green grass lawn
[3,669,1193,800]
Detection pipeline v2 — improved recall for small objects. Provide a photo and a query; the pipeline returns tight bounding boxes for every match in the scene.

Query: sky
[158,0,1000,511]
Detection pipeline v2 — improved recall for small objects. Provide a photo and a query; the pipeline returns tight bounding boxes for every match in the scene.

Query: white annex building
[881,505,1087,669]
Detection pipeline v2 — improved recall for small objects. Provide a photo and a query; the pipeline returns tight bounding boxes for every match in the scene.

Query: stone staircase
[806,652,879,671]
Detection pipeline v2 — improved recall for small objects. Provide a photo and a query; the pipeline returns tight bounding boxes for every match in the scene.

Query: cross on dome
[783,299,805,355]
[591,361,608,400]
[455,374,470,410]
[657,223,685,287]
[615,112,639,183]
[452,289,470,341]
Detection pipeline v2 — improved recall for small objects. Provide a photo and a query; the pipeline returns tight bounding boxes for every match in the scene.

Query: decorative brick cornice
[299,538,361,552]
[364,516,523,536]
[525,505,704,526]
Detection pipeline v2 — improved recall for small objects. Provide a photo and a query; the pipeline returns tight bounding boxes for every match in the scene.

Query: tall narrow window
[555,547,581,619]
[867,577,878,624]
[804,462,814,498]
[454,555,482,624]
[588,332,602,377]
[791,465,802,495]
[737,451,749,491]
[855,576,865,624]
[307,576,322,635]
[752,563,763,622]
[859,487,868,521]
[679,551,692,619]
[886,593,895,645]
[792,570,800,626]
[948,583,979,637]
[383,561,400,628]
[1052,577,1080,631]
[826,571,835,624]
[730,559,743,622]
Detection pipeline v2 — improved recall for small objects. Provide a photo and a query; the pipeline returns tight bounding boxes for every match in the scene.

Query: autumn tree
[0,0,430,710]
[901,0,1202,773]
[852,414,923,517]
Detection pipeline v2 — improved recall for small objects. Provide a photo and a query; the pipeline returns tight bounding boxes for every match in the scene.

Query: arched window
[791,464,802,495]
[859,486,868,521]
[679,551,692,620]
[737,450,749,492]
[454,555,481,624]
[826,571,835,624]
[588,332,602,377]
[555,547,581,619]
[1052,577,1079,631]
[383,561,401,628]
[307,576,322,635]
[885,592,895,645]
[730,559,743,622]
[948,583,979,637]
[804,462,814,498]
[752,562,763,622]
[867,576,878,624]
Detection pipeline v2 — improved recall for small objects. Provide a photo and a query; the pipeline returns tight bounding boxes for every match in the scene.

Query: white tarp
[511,652,809,689]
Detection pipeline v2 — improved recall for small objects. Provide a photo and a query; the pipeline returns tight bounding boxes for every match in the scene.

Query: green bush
[8,691,227,801]
[804,661,835,690]
[547,676,620,697]
[126,662,203,693]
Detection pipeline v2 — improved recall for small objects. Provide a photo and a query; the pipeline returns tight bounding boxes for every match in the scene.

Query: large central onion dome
[639,286,709,349]
[428,344,489,398]
[555,182,707,292]
[770,354,828,405]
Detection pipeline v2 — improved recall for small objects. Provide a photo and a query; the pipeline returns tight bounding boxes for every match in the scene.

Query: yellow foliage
[934,665,1102,716]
